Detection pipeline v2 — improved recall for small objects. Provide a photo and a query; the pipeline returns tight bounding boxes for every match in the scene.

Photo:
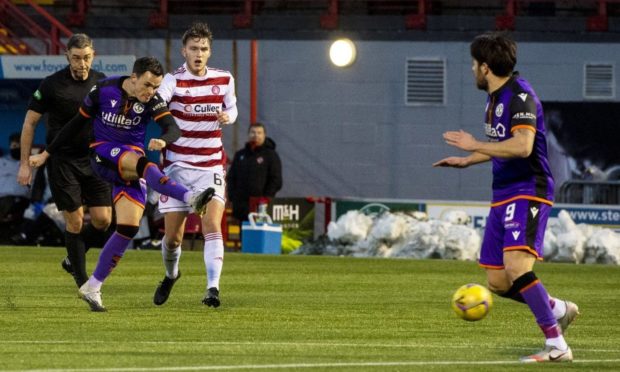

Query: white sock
[551,298,567,319]
[161,237,181,279]
[546,334,568,351]
[203,232,224,289]
[87,276,103,292]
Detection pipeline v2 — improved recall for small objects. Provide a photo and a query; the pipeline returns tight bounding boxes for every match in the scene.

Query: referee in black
[17,34,112,288]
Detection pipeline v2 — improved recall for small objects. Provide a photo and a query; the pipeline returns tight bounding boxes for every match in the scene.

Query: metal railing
[0,0,72,54]
[558,180,620,205]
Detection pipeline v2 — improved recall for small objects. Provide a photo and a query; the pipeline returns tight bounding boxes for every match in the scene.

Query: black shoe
[62,257,85,288]
[202,287,220,308]
[61,257,74,275]
[189,187,215,215]
[153,271,181,305]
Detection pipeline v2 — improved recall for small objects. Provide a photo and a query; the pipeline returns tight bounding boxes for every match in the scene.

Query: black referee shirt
[27,66,105,158]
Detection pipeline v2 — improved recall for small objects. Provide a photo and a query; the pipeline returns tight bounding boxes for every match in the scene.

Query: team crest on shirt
[256,156,264,164]
[133,102,145,114]
[495,103,504,117]
[212,85,220,95]
[111,147,121,157]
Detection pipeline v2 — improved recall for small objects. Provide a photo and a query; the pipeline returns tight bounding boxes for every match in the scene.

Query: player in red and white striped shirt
[153,22,237,308]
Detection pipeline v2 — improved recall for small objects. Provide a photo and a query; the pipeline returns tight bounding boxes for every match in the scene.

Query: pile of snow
[294,210,480,261]
[545,210,620,264]
[293,209,620,265]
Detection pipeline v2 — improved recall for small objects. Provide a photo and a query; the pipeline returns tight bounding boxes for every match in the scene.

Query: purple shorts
[90,143,147,208]
[479,198,551,269]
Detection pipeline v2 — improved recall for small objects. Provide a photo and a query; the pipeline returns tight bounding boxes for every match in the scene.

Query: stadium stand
[4,1,620,41]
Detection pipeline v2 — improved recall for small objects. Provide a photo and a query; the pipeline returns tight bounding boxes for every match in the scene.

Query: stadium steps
[0,26,30,55]
[0,0,71,54]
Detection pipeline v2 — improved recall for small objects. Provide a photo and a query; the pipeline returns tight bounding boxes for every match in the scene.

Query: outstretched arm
[442,128,535,159]
[29,111,90,167]
[433,151,491,168]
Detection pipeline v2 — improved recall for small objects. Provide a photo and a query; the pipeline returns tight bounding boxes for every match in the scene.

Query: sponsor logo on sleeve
[152,101,167,111]
[512,112,536,120]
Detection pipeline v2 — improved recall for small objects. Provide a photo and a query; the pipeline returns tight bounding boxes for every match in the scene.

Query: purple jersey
[81,76,170,149]
[484,73,554,204]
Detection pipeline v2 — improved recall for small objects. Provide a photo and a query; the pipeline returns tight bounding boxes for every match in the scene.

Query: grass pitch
[0,246,619,371]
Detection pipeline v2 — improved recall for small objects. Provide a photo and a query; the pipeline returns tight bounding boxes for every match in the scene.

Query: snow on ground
[293,209,620,265]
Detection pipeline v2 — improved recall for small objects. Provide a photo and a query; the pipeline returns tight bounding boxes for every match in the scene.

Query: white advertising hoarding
[0,55,135,79]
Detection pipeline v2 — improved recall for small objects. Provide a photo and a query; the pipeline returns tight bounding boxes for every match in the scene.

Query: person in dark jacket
[227,122,283,222]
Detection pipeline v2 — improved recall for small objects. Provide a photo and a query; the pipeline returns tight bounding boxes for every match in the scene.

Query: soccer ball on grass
[451,283,493,321]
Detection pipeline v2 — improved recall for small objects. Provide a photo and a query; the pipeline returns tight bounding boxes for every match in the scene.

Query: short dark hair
[67,33,94,50]
[132,56,164,78]
[9,132,21,144]
[470,32,516,77]
[182,22,213,45]
[249,122,266,132]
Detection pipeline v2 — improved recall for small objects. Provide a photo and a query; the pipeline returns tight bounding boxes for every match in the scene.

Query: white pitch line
[4,359,620,372]
[0,340,618,353]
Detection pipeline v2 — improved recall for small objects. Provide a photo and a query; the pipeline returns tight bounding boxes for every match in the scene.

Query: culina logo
[184,104,220,113]
[102,111,142,127]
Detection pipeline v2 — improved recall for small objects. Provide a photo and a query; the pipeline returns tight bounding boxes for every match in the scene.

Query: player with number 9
[434,32,578,363]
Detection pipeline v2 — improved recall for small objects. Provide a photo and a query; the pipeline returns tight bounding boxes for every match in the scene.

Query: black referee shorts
[47,155,112,212]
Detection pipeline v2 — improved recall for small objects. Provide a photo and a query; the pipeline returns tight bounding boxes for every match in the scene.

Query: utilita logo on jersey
[484,122,506,140]
[101,111,142,128]
[184,104,220,114]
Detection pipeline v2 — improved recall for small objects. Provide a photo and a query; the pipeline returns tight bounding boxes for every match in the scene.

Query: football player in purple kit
[434,32,579,363]
[29,57,214,312]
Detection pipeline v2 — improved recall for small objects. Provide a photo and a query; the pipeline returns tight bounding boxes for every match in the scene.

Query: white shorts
[158,165,226,213]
